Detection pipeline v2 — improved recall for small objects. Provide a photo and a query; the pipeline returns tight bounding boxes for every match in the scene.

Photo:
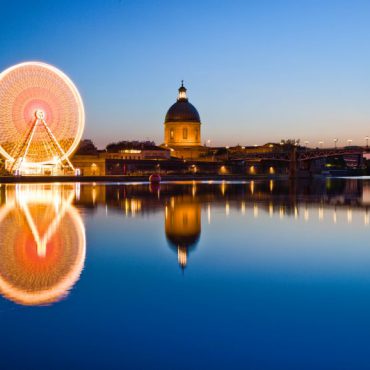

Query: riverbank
[0,174,289,184]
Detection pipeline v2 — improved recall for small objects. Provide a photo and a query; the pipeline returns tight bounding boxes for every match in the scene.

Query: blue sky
[1,0,370,148]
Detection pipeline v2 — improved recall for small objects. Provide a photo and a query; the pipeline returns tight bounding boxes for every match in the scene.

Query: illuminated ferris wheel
[0,62,85,174]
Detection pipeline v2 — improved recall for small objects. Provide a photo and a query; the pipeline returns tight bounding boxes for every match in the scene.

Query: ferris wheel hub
[35,109,45,120]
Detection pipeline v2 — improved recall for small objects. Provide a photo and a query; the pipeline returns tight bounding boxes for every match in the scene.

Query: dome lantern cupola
[177,80,187,101]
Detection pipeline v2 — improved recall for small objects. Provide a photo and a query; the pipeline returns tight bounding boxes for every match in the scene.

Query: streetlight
[334,138,338,148]
[347,139,352,146]
[365,136,369,148]
[207,139,211,147]
[304,140,309,147]
[319,141,323,149]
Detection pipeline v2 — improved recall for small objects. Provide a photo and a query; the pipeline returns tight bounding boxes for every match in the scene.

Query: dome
[166,232,200,249]
[165,101,201,123]
[164,196,201,250]
[164,82,201,123]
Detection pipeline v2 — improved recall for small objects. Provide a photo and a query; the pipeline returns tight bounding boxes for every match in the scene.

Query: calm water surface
[1,179,370,369]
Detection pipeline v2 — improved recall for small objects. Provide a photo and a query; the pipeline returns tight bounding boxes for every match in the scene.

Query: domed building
[163,82,206,159]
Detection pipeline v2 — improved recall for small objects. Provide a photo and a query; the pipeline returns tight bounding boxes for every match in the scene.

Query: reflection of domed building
[0,185,85,306]
[165,195,201,270]
[163,82,206,159]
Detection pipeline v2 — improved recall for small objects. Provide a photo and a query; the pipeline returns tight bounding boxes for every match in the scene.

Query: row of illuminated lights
[302,138,367,148]
[106,180,271,204]
[206,202,370,225]
[220,180,274,195]
[219,165,275,175]
[159,164,275,175]
[85,180,274,206]
[113,196,369,225]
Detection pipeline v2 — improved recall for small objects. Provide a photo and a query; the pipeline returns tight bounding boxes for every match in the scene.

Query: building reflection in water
[0,177,363,293]
[3,179,370,305]
[0,184,86,306]
[72,179,370,270]
[165,195,201,270]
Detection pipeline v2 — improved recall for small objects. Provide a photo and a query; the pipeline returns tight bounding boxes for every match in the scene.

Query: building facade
[163,82,206,159]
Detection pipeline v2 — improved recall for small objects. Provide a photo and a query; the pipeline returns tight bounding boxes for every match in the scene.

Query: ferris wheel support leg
[19,200,44,256]
[41,190,74,250]
[41,119,75,172]
[11,118,40,173]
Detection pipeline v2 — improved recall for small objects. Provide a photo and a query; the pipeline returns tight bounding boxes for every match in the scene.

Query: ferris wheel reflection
[0,184,86,306]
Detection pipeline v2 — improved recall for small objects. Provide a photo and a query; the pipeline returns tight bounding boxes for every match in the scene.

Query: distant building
[72,154,106,176]
[104,141,170,161]
[72,140,105,175]
[162,82,206,159]
[72,140,170,176]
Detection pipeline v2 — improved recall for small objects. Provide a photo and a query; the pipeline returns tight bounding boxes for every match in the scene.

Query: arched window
[183,128,188,139]
[195,129,198,141]
[170,129,174,140]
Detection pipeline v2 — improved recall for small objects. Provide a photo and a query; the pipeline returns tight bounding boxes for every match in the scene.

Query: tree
[280,139,300,146]
[75,139,99,155]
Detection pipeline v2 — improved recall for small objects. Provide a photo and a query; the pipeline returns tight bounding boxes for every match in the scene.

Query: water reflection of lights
[347,208,352,224]
[0,185,86,306]
[75,183,81,201]
[92,187,97,205]
[220,181,226,196]
[304,207,309,221]
[241,201,246,215]
[250,181,255,195]
[75,182,370,227]
[216,203,370,226]
[124,198,142,217]
[192,181,197,197]
[269,180,274,193]
[279,206,284,219]
[253,204,259,218]
[318,206,324,221]
[269,203,273,217]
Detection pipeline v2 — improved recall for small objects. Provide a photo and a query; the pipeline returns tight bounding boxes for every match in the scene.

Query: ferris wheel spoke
[41,118,75,171]
[10,118,40,172]
[19,201,44,256]
[44,137,59,162]
[40,190,75,249]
